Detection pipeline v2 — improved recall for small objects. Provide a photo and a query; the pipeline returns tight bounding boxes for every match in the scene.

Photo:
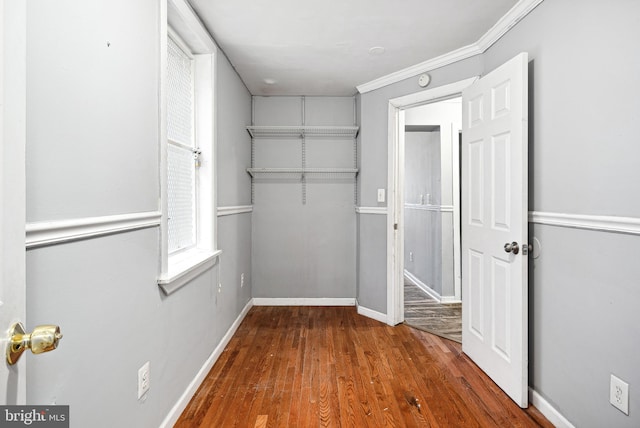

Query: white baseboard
[404,270,461,304]
[529,388,575,428]
[252,297,356,306]
[160,298,254,428]
[404,270,441,302]
[355,300,387,323]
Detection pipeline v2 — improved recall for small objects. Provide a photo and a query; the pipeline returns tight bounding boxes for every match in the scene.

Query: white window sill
[158,248,222,295]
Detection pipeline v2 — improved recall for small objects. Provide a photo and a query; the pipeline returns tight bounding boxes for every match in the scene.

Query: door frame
[386,77,477,326]
[0,0,27,404]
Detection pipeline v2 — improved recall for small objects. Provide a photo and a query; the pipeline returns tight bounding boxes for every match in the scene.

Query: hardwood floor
[176,306,552,427]
[404,283,462,343]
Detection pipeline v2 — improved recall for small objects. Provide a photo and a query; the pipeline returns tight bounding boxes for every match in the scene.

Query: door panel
[462,52,528,407]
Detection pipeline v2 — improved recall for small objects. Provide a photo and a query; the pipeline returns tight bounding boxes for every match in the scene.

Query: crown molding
[476,0,544,51]
[356,0,544,94]
[357,44,481,95]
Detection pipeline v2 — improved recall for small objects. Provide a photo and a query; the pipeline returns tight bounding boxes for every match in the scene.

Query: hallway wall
[403,131,444,295]
[24,2,252,426]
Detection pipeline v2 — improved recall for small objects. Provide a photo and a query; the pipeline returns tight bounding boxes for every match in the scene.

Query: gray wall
[404,131,444,295]
[357,55,483,314]
[483,1,640,427]
[25,2,252,427]
[251,96,357,299]
[357,0,640,426]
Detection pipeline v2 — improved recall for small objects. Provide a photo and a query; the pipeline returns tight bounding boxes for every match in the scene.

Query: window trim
[158,0,220,295]
[167,31,197,254]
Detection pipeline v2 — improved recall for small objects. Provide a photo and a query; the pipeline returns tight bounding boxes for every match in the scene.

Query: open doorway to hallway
[402,97,462,342]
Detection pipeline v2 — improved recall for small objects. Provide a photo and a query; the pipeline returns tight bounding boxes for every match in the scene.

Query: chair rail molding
[217,205,253,217]
[26,211,162,249]
[529,211,640,235]
[355,206,388,215]
[404,203,454,213]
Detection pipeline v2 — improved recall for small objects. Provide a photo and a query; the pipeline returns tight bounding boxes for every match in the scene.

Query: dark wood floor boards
[175,306,552,427]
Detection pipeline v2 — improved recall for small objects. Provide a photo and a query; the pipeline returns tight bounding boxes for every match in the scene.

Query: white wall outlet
[409,252,414,262]
[138,361,150,399]
[240,273,244,288]
[377,188,385,203]
[610,374,629,415]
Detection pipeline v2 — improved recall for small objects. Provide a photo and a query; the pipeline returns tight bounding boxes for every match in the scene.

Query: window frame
[158,0,220,295]
[167,31,198,255]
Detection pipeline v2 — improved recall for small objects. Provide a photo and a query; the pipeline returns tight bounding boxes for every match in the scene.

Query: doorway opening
[402,98,462,342]
[400,97,462,343]
[385,77,477,328]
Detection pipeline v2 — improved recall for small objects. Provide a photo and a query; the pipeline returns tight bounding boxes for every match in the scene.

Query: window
[167,35,197,254]
[158,1,219,295]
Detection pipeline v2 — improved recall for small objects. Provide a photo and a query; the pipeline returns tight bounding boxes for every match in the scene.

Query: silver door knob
[504,241,519,254]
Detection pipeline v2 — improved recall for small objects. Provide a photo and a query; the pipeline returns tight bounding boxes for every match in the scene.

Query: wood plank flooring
[176,306,552,427]
[404,283,462,343]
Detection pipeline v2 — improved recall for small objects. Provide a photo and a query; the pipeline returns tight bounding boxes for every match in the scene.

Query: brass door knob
[6,322,63,365]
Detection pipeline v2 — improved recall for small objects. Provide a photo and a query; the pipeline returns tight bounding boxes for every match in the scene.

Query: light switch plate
[377,189,385,203]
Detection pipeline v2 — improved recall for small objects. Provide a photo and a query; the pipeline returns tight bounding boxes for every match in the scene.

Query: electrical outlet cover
[138,361,150,399]
[610,374,629,415]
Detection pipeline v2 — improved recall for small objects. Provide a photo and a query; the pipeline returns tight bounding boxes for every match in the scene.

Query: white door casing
[0,0,27,404]
[461,53,529,407]
[386,77,478,326]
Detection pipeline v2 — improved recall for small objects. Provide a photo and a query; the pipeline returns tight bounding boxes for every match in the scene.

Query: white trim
[355,206,388,215]
[168,0,218,53]
[404,203,454,213]
[387,78,475,327]
[387,106,405,326]
[476,0,545,52]
[389,77,478,109]
[161,1,219,287]
[356,0,544,94]
[404,270,442,303]
[25,211,162,249]
[359,45,482,95]
[529,211,640,236]
[160,298,253,428]
[1,0,28,403]
[355,301,387,324]
[217,205,253,217]
[158,249,222,295]
[529,388,576,428]
[252,298,356,306]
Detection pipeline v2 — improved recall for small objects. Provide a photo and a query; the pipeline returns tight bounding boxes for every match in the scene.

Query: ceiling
[189,0,519,96]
